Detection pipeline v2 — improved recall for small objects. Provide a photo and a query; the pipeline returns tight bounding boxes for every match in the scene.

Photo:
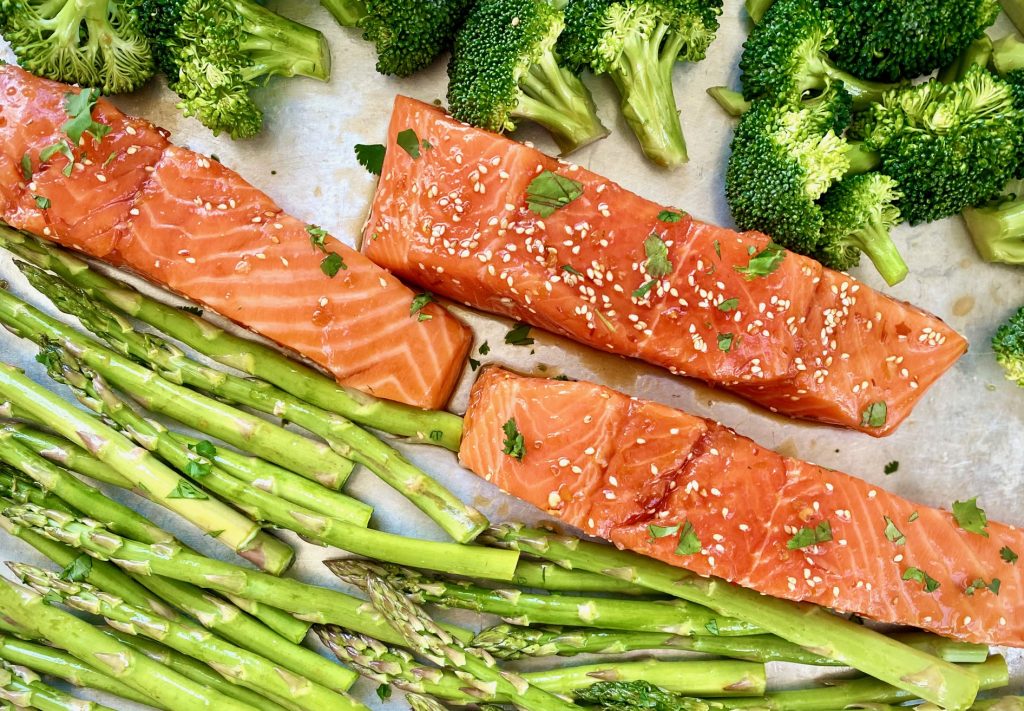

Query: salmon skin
[0,67,470,410]
[461,367,1024,648]
[363,96,967,434]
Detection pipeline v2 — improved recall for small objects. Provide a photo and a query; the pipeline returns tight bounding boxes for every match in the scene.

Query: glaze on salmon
[460,368,1024,647]
[363,96,967,434]
[0,67,470,410]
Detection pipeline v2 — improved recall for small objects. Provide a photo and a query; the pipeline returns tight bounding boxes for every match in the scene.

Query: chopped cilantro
[553,374,571,381]
[964,578,1000,596]
[648,523,679,539]
[642,234,672,277]
[306,224,329,251]
[883,516,905,545]
[354,143,386,176]
[103,151,118,168]
[675,521,702,556]
[561,264,582,277]
[320,252,347,278]
[167,480,208,500]
[717,333,734,352]
[396,129,422,159]
[908,511,919,522]
[735,243,786,280]
[902,567,940,593]
[502,418,525,461]
[787,520,833,549]
[469,357,481,371]
[376,685,392,701]
[1000,546,1018,564]
[705,619,720,635]
[179,305,203,316]
[713,240,721,257]
[410,293,435,321]
[184,459,212,479]
[20,153,32,181]
[59,555,93,582]
[860,401,888,428]
[429,430,443,442]
[421,138,433,151]
[62,89,110,144]
[952,497,988,537]
[718,297,739,312]
[188,440,217,458]
[505,323,534,346]
[40,140,76,177]
[884,461,899,475]
[632,279,657,299]
[657,209,685,223]
[33,195,50,209]
[525,171,584,217]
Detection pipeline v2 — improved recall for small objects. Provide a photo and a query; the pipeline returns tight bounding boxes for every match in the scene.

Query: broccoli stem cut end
[513,51,609,156]
[851,219,910,286]
[963,198,1024,265]
[235,0,332,81]
[320,0,369,27]
[608,24,689,168]
[707,87,750,117]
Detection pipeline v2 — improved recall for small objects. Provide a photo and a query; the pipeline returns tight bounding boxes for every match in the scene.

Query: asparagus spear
[326,560,761,636]
[0,226,464,451]
[0,285,353,491]
[4,504,479,647]
[512,560,653,595]
[3,424,139,491]
[0,577,254,711]
[21,263,486,543]
[103,630,289,711]
[0,468,77,514]
[0,361,293,574]
[0,661,118,711]
[480,524,980,711]
[573,680,713,710]
[470,624,991,665]
[12,563,367,711]
[0,633,157,708]
[967,698,1024,710]
[524,659,765,697]
[717,655,1008,710]
[45,348,513,580]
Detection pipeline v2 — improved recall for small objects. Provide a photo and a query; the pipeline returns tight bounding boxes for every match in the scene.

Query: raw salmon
[363,96,967,434]
[460,368,1024,647]
[0,66,470,410]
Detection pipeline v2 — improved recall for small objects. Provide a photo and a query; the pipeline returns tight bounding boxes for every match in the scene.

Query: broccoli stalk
[962,191,1024,264]
[743,0,773,24]
[1000,0,1024,36]
[320,0,469,76]
[137,0,331,139]
[447,0,609,156]
[993,306,1024,387]
[938,35,993,84]
[818,173,908,286]
[739,0,899,109]
[559,0,722,168]
[0,0,154,93]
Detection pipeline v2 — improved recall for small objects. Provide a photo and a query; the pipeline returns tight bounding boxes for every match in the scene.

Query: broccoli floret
[739,0,899,109]
[852,65,1024,225]
[821,0,999,82]
[321,0,469,76]
[725,86,853,254]
[992,306,1024,387]
[817,173,908,286]
[962,186,1024,264]
[558,0,722,168]
[447,0,608,155]
[0,0,154,93]
[136,0,331,139]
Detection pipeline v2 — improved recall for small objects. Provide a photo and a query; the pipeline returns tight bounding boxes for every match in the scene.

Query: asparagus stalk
[0,226,464,450]
[2,424,136,491]
[0,661,118,711]
[967,698,1024,710]
[326,560,761,636]
[0,361,292,574]
[103,630,289,711]
[470,624,990,665]
[0,468,77,514]
[11,563,367,711]
[573,680,714,710]
[511,560,653,595]
[0,284,353,490]
[4,504,479,647]
[718,656,1008,710]
[21,263,487,543]
[0,634,157,708]
[0,577,254,711]
[407,693,449,711]
[525,659,765,697]
[480,524,981,711]
[358,572,581,711]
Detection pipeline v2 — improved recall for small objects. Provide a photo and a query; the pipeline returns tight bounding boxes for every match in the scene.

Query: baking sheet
[1,1,1023,706]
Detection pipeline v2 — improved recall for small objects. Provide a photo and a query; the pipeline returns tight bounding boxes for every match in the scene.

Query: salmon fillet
[460,368,1024,648]
[363,96,967,434]
[0,66,470,410]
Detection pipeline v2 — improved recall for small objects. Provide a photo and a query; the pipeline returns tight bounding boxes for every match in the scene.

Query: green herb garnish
[717,333,734,352]
[1001,546,1018,564]
[883,516,905,545]
[320,253,347,278]
[735,243,785,280]
[561,265,582,277]
[632,279,657,299]
[502,418,525,461]
[306,224,329,251]
[718,298,739,312]
[964,578,1000,596]
[787,520,833,549]
[354,143,386,175]
[396,129,422,159]
[648,524,679,539]
[860,401,888,428]
[675,521,702,556]
[657,209,685,223]
[642,234,672,277]
[952,497,988,537]
[902,567,940,593]
[525,171,584,217]
[62,89,111,144]
[410,292,435,321]
[168,480,208,500]
[884,461,899,475]
[59,555,93,582]
[33,195,50,209]
[505,323,534,346]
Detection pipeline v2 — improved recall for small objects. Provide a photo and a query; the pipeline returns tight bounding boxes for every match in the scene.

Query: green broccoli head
[739,0,897,109]
[817,173,908,286]
[447,0,608,155]
[322,0,470,77]
[136,0,330,139]
[822,0,999,82]
[557,0,721,167]
[726,87,853,253]
[993,306,1024,387]
[853,65,1023,225]
[0,0,154,93]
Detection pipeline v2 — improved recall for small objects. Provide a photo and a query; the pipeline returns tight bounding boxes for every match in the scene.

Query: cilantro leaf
[675,521,702,556]
[479,341,490,355]
[883,516,905,545]
[59,555,93,582]
[908,511,919,522]
[354,143,386,176]
[952,498,989,537]
[648,524,679,539]
[717,333,734,352]
[502,418,525,461]
[884,461,899,475]
[860,401,888,428]
[1001,546,1018,564]
[657,209,685,223]
[787,520,833,549]
[718,297,739,312]
[188,440,217,458]
[642,234,672,277]
[561,265,582,277]
[705,619,720,635]
[320,253,347,277]
[40,140,75,177]
[525,171,584,217]
[410,292,435,321]
[179,305,203,316]
[62,89,111,144]
[505,323,534,346]
[902,567,940,593]
[184,459,212,479]
[33,195,50,209]
[964,577,1000,596]
[469,357,481,371]
[735,243,786,280]
[713,240,721,257]
[168,480,208,500]
[632,279,657,299]
[376,685,392,701]
[396,129,421,159]
[20,153,31,181]
[306,224,329,251]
